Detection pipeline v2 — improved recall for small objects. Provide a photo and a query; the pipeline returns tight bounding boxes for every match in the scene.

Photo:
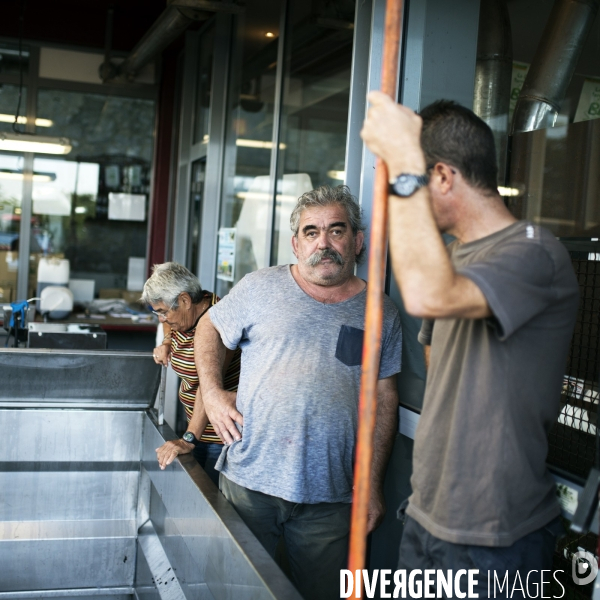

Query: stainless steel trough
[0,349,302,600]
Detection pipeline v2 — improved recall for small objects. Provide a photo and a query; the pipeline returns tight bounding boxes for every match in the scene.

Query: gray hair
[141,262,203,308]
[290,184,366,263]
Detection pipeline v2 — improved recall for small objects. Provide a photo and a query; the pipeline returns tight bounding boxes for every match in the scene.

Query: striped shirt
[170,292,241,444]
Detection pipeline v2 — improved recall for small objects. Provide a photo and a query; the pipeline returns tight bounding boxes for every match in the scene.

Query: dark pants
[192,441,222,486]
[220,475,351,600]
[398,510,563,599]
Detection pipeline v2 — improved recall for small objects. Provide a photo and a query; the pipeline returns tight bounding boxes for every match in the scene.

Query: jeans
[192,441,223,486]
[220,475,351,600]
[398,507,564,599]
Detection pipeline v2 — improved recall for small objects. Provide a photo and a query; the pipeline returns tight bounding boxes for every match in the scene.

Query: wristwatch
[388,173,429,198]
[182,431,200,446]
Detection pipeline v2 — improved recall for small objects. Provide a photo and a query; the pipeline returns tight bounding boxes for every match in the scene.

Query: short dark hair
[419,100,498,195]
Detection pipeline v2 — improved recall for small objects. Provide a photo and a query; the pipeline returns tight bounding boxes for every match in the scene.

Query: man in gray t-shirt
[195,185,402,600]
[362,96,578,591]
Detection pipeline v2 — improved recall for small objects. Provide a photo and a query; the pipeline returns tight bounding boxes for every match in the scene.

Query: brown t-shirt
[407,221,579,546]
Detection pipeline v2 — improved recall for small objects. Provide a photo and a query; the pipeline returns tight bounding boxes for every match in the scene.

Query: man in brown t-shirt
[361,96,578,594]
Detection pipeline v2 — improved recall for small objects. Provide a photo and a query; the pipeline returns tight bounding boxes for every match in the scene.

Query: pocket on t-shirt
[335,325,364,367]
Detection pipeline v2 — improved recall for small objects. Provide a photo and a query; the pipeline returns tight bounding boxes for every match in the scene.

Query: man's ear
[291,234,299,258]
[355,230,365,256]
[431,163,455,195]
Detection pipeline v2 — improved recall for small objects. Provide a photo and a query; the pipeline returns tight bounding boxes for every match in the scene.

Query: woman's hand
[156,439,194,469]
[153,343,171,366]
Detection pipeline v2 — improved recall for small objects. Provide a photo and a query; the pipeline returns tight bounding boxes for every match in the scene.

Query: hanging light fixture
[0,115,53,127]
[0,132,72,155]
[0,169,56,182]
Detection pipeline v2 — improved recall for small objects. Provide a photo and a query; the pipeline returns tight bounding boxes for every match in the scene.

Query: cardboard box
[97,289,144,305]
[98,288,126,299]
[0,251,18,286]
[0,285,14,303]
[0,251,64,290]
[122,290,143,305]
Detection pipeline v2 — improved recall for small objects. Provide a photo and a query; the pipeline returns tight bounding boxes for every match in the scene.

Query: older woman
[141,262,241,486]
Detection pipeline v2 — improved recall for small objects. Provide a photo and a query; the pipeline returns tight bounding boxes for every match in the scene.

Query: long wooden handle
[348,0,405,580]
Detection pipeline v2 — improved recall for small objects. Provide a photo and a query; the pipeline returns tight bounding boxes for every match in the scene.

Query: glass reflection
[0,43,29,76]
[193,25,215,146]
[216,0,283,297]
[30,91,155,294]
[188,159,205,274]
[508,119,600,237]
[473,0,600,184]
[0,84,28,134]
[0,154,24,302]
[271,0,355,266]
[493,0,600,236]
[37,90,155,162]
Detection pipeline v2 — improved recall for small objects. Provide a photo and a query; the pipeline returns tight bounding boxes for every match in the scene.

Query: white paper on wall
[32,186,72,216]
[108,193,146,221]
[69,279,95,303]
[574,77,600,123]
[216,228,236,282]
[509,61,530,125]
[127,257,146,292]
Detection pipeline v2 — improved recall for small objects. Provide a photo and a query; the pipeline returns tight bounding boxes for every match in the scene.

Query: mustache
[306,248,344,267]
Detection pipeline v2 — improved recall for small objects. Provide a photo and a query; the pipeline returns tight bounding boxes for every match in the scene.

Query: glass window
[508,120,600,237]
[188,159,205,274]
[193,25,215,146]
[472,0,600,235]
[474,0,600,495]
[216,0,284,297]
[37,90,155,162]
[0,153,24,302]
[271,0,356,266]
[0,84,28,134]
[0,43,29,77]
[30,91,155,294]
[497,1,600,235]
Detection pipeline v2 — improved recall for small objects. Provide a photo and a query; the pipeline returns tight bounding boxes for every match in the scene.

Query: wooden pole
[348,0,405,581]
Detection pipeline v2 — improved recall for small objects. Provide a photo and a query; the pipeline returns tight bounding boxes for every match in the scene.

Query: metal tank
[0,349,302,600]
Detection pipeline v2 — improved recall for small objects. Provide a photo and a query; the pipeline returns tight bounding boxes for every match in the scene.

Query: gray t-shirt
[408,221,579,546]
[209,265,402,504]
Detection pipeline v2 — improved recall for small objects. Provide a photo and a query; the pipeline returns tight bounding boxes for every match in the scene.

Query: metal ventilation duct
[101,0,244,83]
[473,0,512,180]
[511,0,599,134]
[118,4,204,81]
[473,0,512,127]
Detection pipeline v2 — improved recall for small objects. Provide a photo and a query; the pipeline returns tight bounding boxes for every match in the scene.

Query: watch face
[394,175,419,196]
[391,173,428,197]
[183,432,194,443]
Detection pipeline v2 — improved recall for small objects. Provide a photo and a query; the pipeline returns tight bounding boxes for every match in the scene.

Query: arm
[195,314,243,444]
[155,334,238,468]
[360,92,490,320]
[155,387,209,469]
[153,322,172,366]
[367,374,399,533]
